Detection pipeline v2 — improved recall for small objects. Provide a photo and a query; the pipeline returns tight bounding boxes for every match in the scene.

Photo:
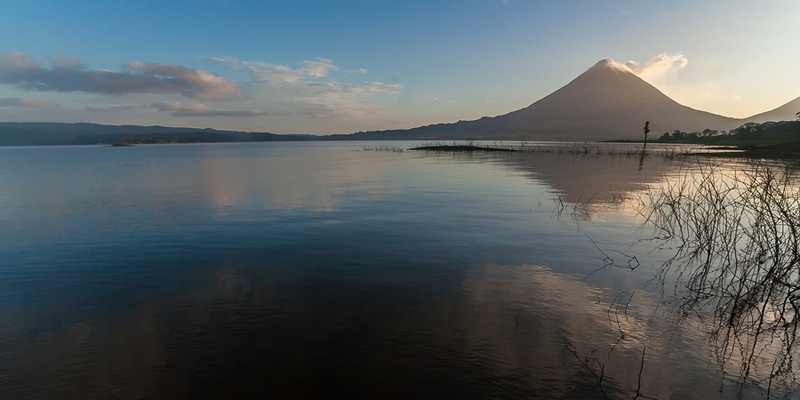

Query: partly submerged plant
[359,144,405,152]
[638,160,800,396]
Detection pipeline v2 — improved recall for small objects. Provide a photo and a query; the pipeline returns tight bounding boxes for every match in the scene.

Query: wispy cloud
[152,101,287,117]
[85,105,136,113]
[416,94,439,101]
[299,57,339,78]
[1,52,405,132]
[205,56,402,121]
[624,53,688,80]
[0,96,59,108]
[0,52,239,99]
[623,52,691,100]
[624,53,745,117]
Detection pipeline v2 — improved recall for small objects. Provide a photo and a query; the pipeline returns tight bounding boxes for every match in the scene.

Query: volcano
[358,59,744,141]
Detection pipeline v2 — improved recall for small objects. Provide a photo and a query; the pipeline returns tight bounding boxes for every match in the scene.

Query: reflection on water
[638,160,800,395]
[0,261,744,399]
[501,149,677,220]
[0,142,794,398]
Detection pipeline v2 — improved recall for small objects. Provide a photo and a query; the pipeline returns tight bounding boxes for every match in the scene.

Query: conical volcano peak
[589,58,633,73]
[361,58,743,141]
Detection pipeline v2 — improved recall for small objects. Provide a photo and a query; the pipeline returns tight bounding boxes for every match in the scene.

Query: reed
[410,141,692,158]
[359,144,405,153]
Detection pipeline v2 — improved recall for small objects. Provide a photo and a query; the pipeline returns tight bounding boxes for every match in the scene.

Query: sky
[1,0,799,134]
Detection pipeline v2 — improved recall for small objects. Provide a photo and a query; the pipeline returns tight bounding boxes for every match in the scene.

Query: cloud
[152,101,286,117]
[299,57,338,78]
[623,53,741,117]
[207,56,403,121]
[85,105,136,113]
[622,53,691,101]
[205,56,305,84]
[0,52,239,99]
[0,97,59,108]
[416,94,439,101]
[624,53,688,80]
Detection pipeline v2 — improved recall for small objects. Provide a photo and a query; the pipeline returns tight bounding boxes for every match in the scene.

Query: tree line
[655,119,800,145]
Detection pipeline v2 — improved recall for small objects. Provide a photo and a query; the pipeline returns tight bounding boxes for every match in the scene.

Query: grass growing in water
[358,144,405,153]
[637,160,800,395]
[410,140,516,152]
[410,140,692,158]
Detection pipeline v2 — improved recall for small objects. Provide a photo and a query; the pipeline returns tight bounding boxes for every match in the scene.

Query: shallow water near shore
[0,141,793,399]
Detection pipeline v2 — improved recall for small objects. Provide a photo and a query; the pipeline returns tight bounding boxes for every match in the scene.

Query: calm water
[0,142,791,399]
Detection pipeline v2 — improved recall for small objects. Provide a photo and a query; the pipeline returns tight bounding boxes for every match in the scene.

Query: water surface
[0,142,789,398]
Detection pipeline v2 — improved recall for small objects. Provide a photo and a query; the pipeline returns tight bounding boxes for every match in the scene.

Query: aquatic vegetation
[410,140,692,158]
[410,140,516,152]
[358,144,405,152]
[638,161,800,395]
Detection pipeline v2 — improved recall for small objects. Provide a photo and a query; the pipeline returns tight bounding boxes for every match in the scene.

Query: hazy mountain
[349,59,746,141]
[744,96,800,123]
[0,122,314,146]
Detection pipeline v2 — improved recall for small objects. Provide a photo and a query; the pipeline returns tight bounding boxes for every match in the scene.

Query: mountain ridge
[745,96,800,123]
[2,59,798,144]
[0,122,312,146]
[346,59,763,141]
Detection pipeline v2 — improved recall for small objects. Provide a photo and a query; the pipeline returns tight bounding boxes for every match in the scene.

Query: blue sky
[1,0,799,134]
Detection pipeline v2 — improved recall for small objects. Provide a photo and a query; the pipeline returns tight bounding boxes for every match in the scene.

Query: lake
[0,141,796,399]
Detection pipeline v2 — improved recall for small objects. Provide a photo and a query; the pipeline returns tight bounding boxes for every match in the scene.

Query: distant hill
[345,59,746,141]
[744,96,800,123]
[0,122,315,146]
